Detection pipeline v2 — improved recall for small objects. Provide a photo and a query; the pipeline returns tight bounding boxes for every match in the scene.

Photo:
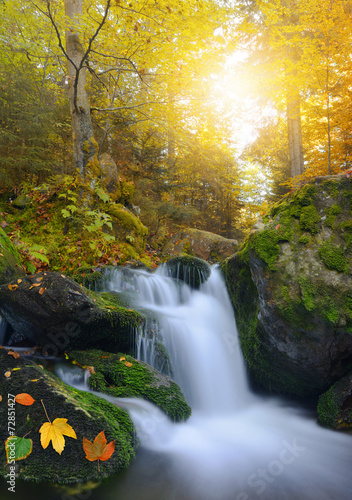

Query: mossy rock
[105,204,147,250]
[164,255,211,289]
[0,272,143,354]
[0,349,135,484]
[317,373,352,430]
[68,349,191,422]
[222,175,352,397]
[0,226,25,285]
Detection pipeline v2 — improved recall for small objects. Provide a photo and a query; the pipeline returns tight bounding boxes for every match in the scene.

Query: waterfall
[59,265,352,500]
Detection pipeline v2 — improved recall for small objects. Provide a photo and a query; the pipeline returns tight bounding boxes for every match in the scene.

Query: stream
[2,266,352,499]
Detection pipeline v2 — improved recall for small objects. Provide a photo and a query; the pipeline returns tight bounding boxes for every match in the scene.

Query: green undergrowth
[0,175,160,276]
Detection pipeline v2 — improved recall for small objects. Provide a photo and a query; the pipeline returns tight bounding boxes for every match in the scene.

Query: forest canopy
[1,0,352,250]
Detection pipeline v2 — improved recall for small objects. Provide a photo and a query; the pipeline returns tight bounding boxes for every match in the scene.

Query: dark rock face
[318,372,352,430]
[222,176,352,397]
[0,272,142,354]
[0,349,135,484]
[163,227,238,262]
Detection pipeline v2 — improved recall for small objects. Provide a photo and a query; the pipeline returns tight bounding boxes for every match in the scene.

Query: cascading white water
[61,266,352,500]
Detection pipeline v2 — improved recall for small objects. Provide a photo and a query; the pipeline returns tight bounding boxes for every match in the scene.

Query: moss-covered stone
[0,272,143,354]
[317,373,352,430]
[164,255,211,289]
[68,349,191,422]
[222,175,352,397]
[0,349,135,484]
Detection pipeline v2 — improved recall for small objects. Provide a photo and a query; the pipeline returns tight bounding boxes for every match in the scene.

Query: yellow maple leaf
[39,418,77,455]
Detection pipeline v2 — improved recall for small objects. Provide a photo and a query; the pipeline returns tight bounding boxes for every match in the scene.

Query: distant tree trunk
[64,0,97,178]
[287,95,304,179]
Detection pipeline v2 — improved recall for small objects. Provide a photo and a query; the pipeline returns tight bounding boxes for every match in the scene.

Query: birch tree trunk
[64,0,97,178]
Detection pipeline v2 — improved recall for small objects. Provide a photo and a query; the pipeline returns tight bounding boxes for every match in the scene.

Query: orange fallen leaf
[39,287,45,295]
[83,431,115,470]
[275,224,281,230]
[4,371,11,378]
[15,393,35,406]
[124,362,133,367]
[85,366,95,374]
[8,284,13,290]
[17,279,22,284]
[119,356,125,361]
[35,277,43,282]
[0,395,2,402]
[8,350,20,359]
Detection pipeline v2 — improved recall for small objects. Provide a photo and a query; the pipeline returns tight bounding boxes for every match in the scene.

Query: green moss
[0,351,135,484]
[299,205,320,234]
[249,229,280,269]
[298,234,311,245]
[325,204,342,228]
[317,386,340,427]
[317,374,352,429]
[298,276,317,311]
[0,226,24,284]
[293,183,318,206]
[321,179,340,199]
[68,349,191,422]
[319,240,348,272]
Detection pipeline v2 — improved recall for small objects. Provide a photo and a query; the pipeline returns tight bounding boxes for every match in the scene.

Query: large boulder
[0,272,142,354]
[222,175,352,397]
[0,349,135,484]
[163,228,238,262]
[68,349,191,422]
[0,226,25,285]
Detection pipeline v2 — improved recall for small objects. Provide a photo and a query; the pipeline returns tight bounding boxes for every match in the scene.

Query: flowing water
[60,266,352,500]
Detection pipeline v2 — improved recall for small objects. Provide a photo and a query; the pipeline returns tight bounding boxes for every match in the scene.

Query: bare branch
[90,50,145,83]
[45,0,78,71]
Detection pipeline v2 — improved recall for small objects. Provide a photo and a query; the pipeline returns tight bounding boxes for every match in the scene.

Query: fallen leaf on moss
[4,371,11,378]
[124,362,133,367]
[7,350,20,359]
[39,418,77,455]
[15,393,35,406]
[119,356,125,361]
[83,431,115,470]
[39,287,45,295]
[5,436,33,461]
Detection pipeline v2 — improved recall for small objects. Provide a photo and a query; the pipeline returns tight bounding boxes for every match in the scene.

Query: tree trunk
[65,0,97,178]
[287,95,304,179]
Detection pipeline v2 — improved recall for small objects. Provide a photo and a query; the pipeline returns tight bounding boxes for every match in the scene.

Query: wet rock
[222,176,352,397]
[0,272,142,354]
